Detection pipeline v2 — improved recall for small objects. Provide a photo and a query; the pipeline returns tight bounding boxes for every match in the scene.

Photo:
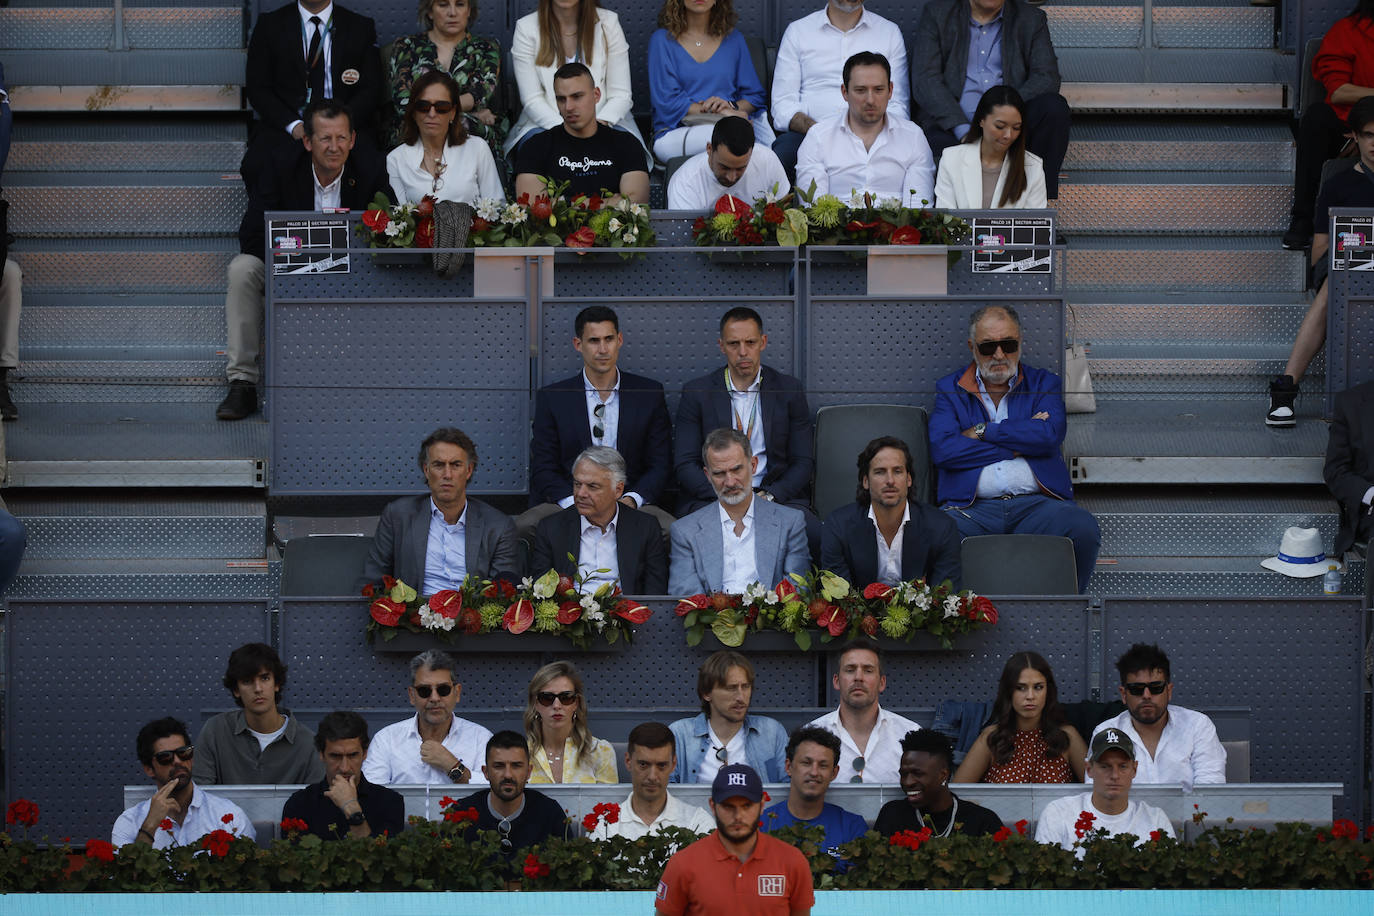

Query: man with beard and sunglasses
[929,305,1100,593]
[454,730,569,865]
[1089,643,1226,789]
[656,763,813,915]
[363,649,492,786]
[113,717,256,848]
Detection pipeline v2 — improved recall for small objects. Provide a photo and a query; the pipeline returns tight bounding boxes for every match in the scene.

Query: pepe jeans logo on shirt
[557,155,614,173]
[758,875,786,896]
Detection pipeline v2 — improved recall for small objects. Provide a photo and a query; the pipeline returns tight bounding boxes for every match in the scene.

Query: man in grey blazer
[360,427,521,591]
[669,429,810,596]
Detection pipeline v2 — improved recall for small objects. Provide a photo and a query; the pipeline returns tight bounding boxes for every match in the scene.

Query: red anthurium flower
[862,582,894,600]
[613,599,651,624]
[774,579,798,599]
[891,225,922,245]
[415,196,435,218]
[361,208,390,232]
[714,195,751,216]
[414,215,435,248]
[675,594,712,616]
[382,575,397,590]
[816,605,848,637]
[369,597,406,627]
[503,598,534,634]
[845,220,879,233]
[429,589,463,619]
[557,601,583,625]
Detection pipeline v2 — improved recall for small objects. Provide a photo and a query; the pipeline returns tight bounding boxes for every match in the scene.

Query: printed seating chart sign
[970,215,1053,273]
[1330,213,1374,271]
[269,217,351,275]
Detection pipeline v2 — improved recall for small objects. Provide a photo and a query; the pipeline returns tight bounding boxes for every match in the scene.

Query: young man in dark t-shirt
[873,729,1004,839]
[513,62,649,204]
[1269,96,1374,426]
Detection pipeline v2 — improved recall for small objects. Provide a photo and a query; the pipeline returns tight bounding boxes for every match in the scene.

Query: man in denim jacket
[928,305,1099,592]
[669,650,789,783]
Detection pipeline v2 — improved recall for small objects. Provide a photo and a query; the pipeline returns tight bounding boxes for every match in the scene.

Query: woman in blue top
[647,0,772,163]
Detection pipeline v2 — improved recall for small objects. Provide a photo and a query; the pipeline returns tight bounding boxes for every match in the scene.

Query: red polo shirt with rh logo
[655,829,815,915]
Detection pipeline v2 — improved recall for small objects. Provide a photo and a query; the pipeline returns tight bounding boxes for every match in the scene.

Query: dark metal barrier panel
[5,599,270,844]
[1102,596,1367,821]
[1324,208,1374,409]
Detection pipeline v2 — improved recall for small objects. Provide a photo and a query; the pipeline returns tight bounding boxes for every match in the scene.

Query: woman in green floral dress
[385,0,509,167]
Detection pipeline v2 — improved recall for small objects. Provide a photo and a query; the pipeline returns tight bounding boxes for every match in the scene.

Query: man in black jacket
[282,710,406,840]
[217,100,391,420]
[1325,380,1374,561]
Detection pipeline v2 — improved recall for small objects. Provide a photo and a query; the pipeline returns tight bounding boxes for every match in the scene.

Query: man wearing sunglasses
[1088,643,1226,789]
[929,304,1101,592]
[452,730,570,868]
[363,649,493,786]
[520,305,676,543]
[113,717,256,848]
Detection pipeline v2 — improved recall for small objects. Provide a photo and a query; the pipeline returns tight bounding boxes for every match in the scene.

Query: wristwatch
[448,761,468,783]
[973,422,987,440]
[345,809,366,827]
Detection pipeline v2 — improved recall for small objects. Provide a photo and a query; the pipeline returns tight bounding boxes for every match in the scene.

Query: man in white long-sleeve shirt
[1089,643,1226,790]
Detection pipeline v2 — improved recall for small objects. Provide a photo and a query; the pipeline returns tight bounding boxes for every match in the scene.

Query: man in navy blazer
[1325,379,1374,560]
[531,447,668,594]
[669,429,810,596]
[360,427,520,592]
[241,0,383,194]
[675,307,819,554]
[522,306,675,540]
[821,436,962,588]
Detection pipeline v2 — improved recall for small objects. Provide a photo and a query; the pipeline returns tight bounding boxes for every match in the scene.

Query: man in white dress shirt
[771,0,909,177]
[112,717,256,848]
[1089,643,1226,789]
[362,649,492,786]
[667,117,790,211]
[602,722,714,839]
[796,52,935,207]
[807,638,921,783]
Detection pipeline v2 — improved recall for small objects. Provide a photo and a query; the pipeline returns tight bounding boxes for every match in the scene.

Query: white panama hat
[1260,527,1331,578]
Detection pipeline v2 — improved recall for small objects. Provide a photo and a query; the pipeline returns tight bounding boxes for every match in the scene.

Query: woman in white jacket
[934,86,1048,210]
[504,0,649,163]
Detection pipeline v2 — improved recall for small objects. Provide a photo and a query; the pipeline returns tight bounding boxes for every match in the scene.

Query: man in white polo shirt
[1090,643,1226,789]
[603,722,714,840]
[807,638,920,783]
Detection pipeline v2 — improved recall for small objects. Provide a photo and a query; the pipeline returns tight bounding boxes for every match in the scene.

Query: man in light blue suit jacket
[668,429,810,596]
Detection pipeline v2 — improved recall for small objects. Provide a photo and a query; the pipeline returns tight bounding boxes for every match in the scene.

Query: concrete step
[1077,490,1339,557]
[1057,171,1289,235]
[21,293,225,350]
[7,494,266,559]
[9,237,237,293]
[4,402,266,488]
[1089,556,1364,598]
[7,119,246,172]
[1067,293,1309,348]
[8,558,273,600]
[1065,401,1328,485]
[0,6,241,50]
[3,171,245,237]
[1063,236,1304,292]
[1064,120,1293,173]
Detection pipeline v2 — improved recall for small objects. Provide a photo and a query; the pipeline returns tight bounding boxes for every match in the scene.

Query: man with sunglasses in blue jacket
[929,305,1100,593]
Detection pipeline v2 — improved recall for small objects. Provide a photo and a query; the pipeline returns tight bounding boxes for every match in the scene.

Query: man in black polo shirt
[513,62,649,205]
[282,710,406,839]
[874,729,1003,838]
[454,730,568,866]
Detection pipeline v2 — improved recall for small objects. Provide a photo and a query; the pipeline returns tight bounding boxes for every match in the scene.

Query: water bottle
[1323,564,1343,595]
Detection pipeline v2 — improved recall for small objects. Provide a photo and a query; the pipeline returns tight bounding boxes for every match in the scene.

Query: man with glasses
[668,650,788,783]
[363,649,492,785]
[929,305,1101,593]
[521,305,676,543]
[760,726,866,860]
[359,427,520,592]
[1089,643,1226,789]
[453,730,569,866]
[806,638,920,783]
[114,717,256,848]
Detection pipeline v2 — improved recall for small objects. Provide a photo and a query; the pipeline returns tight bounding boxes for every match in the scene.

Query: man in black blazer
[241,0,383,195]
[821,436,962,588]
[531,447,669,594]
[217,100,392,420]
[360,427,521,592]
[521,306,675,537]
[675,306,819,555]
[1325,380,1374,560]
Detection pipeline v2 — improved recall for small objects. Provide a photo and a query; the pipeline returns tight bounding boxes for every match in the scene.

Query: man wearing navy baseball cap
[655,763,814,914]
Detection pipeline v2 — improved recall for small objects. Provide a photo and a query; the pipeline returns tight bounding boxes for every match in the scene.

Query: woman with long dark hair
[386,70,503,205]
[933,86,1046,209]
[954,651,1086,783]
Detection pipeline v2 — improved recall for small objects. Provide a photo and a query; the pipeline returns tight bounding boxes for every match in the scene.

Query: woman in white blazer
[387,70,504,206]
[504,0,649,162]
[934,86,1048,210]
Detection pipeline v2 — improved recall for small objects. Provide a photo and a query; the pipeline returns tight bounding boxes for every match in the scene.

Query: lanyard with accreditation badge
[725,368,759,439]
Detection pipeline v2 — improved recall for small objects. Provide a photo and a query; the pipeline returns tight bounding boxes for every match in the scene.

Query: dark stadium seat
[280,534,375,596]
[959,534,1078,595]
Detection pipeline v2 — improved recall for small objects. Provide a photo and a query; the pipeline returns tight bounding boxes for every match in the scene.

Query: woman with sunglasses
[523,660,617,783]
[954,651,1086,784]
[933,86,1047,210]
[385,0,507,158]
[386,69,504,206]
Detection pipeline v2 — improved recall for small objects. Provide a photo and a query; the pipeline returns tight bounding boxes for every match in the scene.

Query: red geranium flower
[523,853,550,879]
[992,826,1013,843]
[675,594,712,616]
[1149,829,1163,842]
[891,225,922,245]
[200,829,234,857]
[369,597,406,627]
[1073,810,1096,839]
[516,192,531,206]
[565,226,596,248]
[84,839,116,862]
[714,195,751,217]
[5,799,38,828]
[221,813,235,825]
[1332,818,1360,840]
[503,598,534,634]
[613,599,651,625]
[429,589,463,619]
[530,195,553,221]
[1014,819,1028,835]
[582,811,599,832]
[600,802,620,825]
[159,818,174,833]
[762,203,785,225]
[280,817,309,834]
[414,215,435,248]
[361,208,390,232]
